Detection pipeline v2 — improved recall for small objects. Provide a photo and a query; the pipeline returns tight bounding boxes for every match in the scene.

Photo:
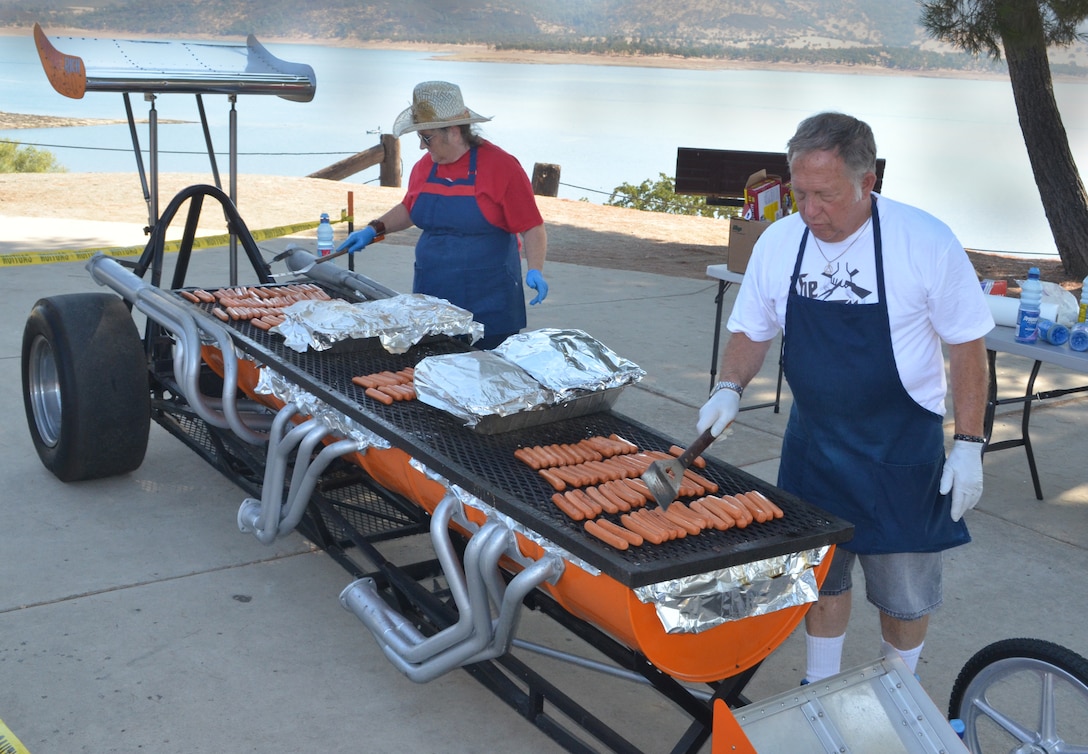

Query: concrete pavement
[1,215,1086,753]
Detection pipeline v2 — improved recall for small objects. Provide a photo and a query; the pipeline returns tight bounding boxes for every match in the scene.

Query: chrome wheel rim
[961,656,1088,753]
[28,334,62,448]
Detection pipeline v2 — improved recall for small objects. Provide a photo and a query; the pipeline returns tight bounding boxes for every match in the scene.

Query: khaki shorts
[819,547,944,621]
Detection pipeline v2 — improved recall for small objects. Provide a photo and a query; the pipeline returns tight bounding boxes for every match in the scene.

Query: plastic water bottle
[1037,318,1069,346]
[316,213,334,256]
[1015,267,1042,344]
[1071,322,1088,352]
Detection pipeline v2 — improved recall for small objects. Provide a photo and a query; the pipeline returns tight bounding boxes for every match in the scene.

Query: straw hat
[391,81,492,137]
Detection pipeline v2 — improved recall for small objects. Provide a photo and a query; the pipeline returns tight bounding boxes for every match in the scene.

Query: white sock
[881,639,924,673]
[804,633,846,683]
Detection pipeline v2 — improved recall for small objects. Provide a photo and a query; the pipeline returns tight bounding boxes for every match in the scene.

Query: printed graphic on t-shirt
[796,234,879,304]
[796,263,874,303]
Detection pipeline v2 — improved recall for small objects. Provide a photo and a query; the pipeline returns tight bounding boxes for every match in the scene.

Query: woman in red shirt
[339,81,548,349]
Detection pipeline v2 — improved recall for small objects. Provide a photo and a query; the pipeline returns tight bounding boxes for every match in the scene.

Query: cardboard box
[742,169,788,222]
[727,218,771,273]
[745,177,782,222]
[729,170,789,272]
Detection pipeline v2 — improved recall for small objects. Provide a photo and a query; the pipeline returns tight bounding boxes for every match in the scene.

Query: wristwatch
[710,380,744,398]
[367,219,386,241]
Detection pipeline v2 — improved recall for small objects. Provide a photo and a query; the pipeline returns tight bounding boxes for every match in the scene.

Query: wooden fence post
[532,163,560,197]
[380,133,401,187]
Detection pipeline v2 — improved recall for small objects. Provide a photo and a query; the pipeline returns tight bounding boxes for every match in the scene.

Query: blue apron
[410,147,526,346]
[777,197,969,554]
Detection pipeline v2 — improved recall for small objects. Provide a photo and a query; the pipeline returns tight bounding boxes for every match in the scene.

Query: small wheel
[21,293,151,482]
[949,637,1088,753]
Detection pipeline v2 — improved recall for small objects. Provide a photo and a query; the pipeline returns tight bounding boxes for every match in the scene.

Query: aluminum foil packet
[413,351,554,428]
[493,328,645,400]
[634,547,828,634]
[271,293,484,354]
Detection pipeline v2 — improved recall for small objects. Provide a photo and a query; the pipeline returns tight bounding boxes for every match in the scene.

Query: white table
[705,264,784,412]
[983,324,1088,499]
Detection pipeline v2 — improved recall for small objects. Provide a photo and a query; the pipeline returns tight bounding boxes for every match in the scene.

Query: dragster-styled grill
[188,292,852,588]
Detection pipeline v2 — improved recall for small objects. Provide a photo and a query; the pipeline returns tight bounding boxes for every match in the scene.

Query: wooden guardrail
[309,137,562,200]
[308,133,401,184]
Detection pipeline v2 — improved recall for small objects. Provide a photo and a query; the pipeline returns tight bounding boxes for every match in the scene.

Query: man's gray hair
[786,112,877,186]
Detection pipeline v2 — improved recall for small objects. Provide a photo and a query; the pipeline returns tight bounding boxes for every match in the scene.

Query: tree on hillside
[920,0,1088,277]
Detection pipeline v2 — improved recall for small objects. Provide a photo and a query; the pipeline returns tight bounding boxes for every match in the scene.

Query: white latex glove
[697,387,741,438]
[940,439,984,522]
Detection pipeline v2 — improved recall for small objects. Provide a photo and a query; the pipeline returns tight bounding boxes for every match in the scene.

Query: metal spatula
[641,427,717,510]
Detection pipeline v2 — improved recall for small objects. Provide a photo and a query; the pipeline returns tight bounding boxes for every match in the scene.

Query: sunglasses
[419,130,439,145]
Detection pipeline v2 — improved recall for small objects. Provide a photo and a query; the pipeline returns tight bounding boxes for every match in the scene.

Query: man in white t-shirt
[697,112,994,684]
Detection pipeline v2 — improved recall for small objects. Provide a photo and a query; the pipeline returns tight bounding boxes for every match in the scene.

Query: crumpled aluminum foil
[254,368,391,449]
[493,328,645,400]
[412,351,553,428]
[634,546,829,634]
[271,293,484,354]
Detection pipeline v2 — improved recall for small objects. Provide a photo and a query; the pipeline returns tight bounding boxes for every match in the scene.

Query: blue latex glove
[336,225,377,254]
[526,268,548,305]
[940,439,984,522]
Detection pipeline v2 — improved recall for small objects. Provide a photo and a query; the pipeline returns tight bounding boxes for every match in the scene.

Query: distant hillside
[5,0,1084,76]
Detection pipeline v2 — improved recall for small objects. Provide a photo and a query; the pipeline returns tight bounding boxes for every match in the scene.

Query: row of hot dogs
[351,368,417,405]
[179,283,332,330]
[515,435,784,551]
[515,435,717,496]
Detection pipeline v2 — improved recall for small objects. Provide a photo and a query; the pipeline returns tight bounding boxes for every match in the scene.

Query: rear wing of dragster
[32,22,317,285]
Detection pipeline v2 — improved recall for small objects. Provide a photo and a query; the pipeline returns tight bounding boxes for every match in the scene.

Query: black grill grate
[180,289,853,588]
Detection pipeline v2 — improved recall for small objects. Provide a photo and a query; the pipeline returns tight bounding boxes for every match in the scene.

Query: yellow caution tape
[0,716,31,754]
[0,216,353,268]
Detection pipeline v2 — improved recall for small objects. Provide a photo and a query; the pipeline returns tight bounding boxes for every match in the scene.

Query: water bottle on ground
[1015,267,1042,344]
[317,213,334,256]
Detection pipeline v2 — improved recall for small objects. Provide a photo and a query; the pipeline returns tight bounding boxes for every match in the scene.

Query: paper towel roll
[986,296,1058,327]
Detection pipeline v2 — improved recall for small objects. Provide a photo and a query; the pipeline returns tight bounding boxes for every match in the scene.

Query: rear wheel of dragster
[949,637,1088,753]
[22,293,151,482]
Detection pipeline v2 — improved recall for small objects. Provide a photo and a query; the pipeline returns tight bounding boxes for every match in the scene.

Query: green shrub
[606,173,735,218]
[0,141,67,173]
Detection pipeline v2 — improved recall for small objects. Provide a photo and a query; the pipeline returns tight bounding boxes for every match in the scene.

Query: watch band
[711,380,744,398]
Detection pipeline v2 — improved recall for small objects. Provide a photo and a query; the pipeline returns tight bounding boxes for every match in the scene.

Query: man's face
[790,149,876,243]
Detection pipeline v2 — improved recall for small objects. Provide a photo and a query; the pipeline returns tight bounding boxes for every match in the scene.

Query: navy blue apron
[410,147,526,347]
[777,197,968,554]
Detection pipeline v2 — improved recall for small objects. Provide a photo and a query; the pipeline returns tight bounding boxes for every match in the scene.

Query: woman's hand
[526,269,548,305]
[337,225,378,254]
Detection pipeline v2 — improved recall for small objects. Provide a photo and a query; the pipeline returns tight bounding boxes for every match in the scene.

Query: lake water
[3,31,1088,259]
